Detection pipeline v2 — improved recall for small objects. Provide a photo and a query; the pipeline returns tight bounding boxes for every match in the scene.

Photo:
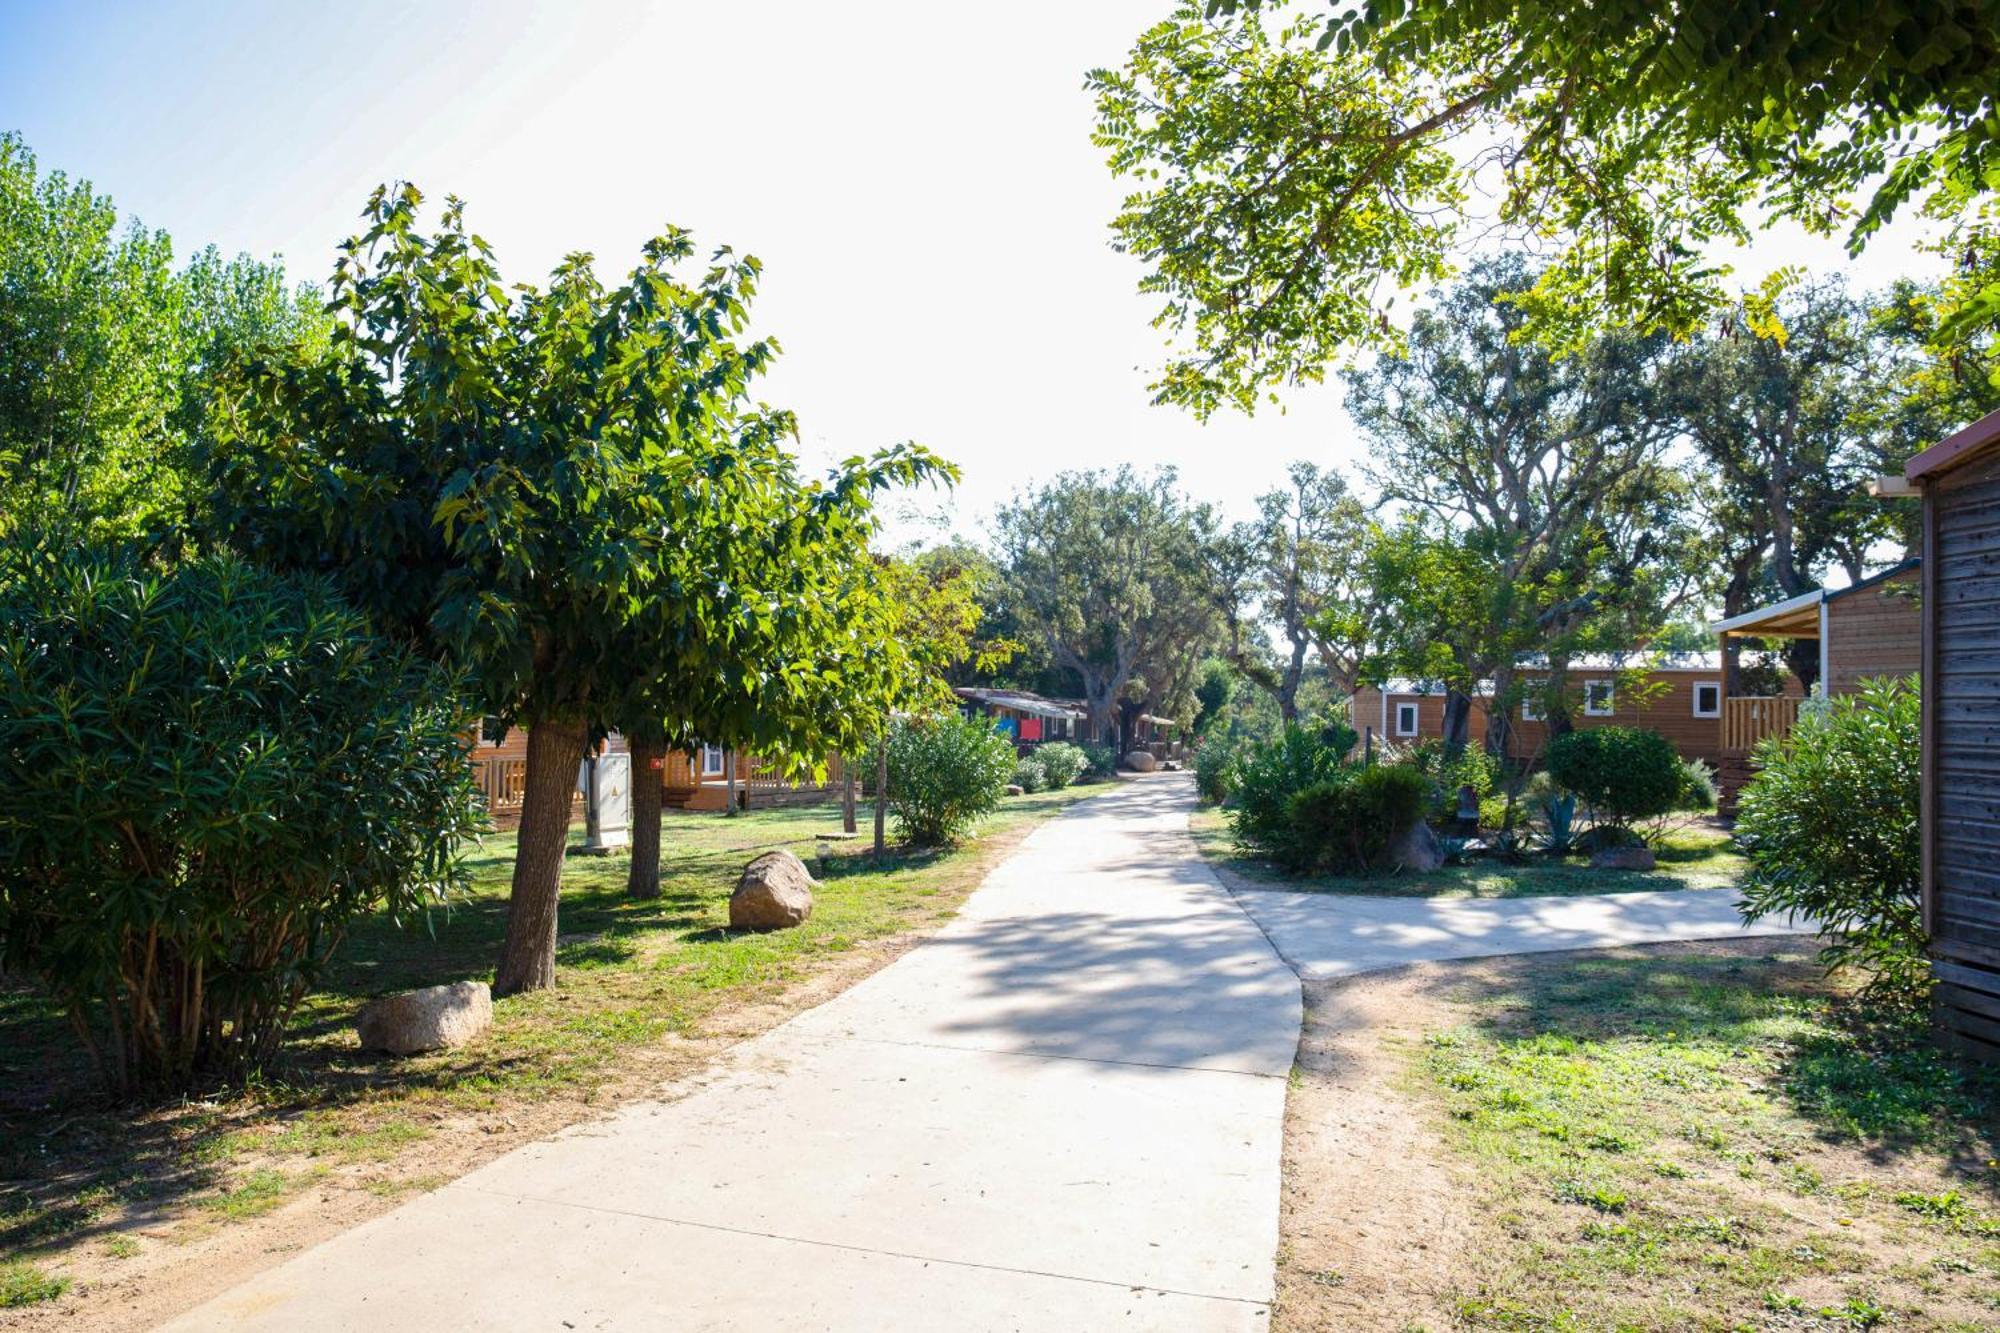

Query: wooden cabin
[651,746,847,813]
[1710,561,1920,807]
[468,723,626,831]
[1351,656,1747,765]
[1902,408,2000,1062]
[470,725,840,825]
[953,687,1088,749]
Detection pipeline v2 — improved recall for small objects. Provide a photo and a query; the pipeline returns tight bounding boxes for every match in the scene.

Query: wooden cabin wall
[1925,447,2000,1061]
[1500,671,1730,765]
[1825,569,1922,695]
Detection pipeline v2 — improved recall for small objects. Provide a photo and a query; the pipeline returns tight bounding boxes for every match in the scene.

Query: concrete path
[1230,879,1815,981]
[162,777,1301,1333]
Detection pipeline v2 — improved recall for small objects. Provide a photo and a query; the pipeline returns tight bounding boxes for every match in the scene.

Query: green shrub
[885,712,1017,846]
[1736,677,1923,1000]
[1277,763,1429,873]
[1678,757,1718,812]
[1547,727,1684,837]
[0,546,483,1093]
[1194,742,1236,804]
[1478,794,1531,830]
[1011,755,1048,793]
[1318,718,1360,757]
[1228,725,1351,856]
[1080,741,1120,776]
[1035,741,1089,789]
[1409,737,1500,804]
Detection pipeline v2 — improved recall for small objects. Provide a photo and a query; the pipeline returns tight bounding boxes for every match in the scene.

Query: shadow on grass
[1416,941,2000,1172]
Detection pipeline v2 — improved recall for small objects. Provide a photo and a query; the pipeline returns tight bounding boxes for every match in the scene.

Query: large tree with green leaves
[1347,257,1694,749]
[0,132,325,542]
[209,186,947,995]
[1091,2,2000,415]
[1233,461,1369,722]
[994,466,1225,749]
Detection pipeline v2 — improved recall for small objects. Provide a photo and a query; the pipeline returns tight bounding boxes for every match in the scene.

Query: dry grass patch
[0,782,1104,1329]
[1276,940,2000,1332]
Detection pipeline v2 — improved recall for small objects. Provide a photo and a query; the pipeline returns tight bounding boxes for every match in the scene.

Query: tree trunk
[1442,689,1473,756]
[1485,666,1515,760]
[873,729,889,857]
[494,718,589,997]
[725,751,738,816]
[841,754,858,836]
[626,734,663,899]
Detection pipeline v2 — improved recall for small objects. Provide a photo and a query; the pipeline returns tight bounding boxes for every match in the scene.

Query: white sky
[0,0,1950,548]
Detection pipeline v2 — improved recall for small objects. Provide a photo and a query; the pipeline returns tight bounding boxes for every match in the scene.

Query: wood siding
[1504,670,1733,765]
[1825,568,1921,694]
[1925,446,2000,1061]
[1350,688,1490,751]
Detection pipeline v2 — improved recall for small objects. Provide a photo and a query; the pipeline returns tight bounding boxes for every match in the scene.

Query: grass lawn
[1189,804,1748,898]
[0,782,1104,1317]
[1412,944,2000,1331]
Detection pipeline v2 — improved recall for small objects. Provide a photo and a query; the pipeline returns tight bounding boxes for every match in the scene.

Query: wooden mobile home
[1903,408,2000,1062]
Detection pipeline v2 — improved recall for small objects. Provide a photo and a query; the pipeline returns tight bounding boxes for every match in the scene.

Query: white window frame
[1394,701,1419,737]
[1692,681,1722,718]
[700,744,726,777]
[1520,679,1547,722]
[1583,679,1616,717]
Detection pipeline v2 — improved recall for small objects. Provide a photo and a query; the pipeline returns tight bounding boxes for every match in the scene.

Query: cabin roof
[952,687,1087,720]
[1907,405,2000,481]
[1709,559,1921,639]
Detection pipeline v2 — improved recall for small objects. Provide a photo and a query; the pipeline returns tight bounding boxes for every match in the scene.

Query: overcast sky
[0,0,1951,547]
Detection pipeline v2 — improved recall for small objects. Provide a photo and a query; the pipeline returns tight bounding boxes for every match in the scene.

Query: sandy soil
[1272,968,1473,1331]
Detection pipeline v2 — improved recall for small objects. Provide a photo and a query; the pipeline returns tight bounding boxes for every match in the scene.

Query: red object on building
[1019,717,1043,742]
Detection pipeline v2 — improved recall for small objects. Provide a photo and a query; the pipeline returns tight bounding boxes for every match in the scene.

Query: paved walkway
[1229,868,1815,981]
[163,777,1302,1333]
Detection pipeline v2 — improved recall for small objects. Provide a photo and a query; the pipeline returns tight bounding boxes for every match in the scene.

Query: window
[1394,701,1419,737]
[1584,680,1615,716]
[1692,681,1721,718]
[701,744,726,777]
[479,716,507,746]
[1521,680,1547,722]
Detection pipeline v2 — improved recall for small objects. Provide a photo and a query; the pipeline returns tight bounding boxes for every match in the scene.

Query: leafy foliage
[1278,764,1431,874]
[1547,728,1687,836]
[885,713,1017,847]
[994,467,1225,744]
[1736,678,1924,999]
[1092,1,2000,413]
[207,185,949,993]
[0,544,482,1092]
[1228,725,1352,857]
[1194,741,1236,805]
[1010,755,1048,794]
[1033,741,1089,790]
[0,132,327,544]
[1080,742,1120,777]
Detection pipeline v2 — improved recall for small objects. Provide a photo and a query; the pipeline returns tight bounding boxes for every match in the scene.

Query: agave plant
[1539,791,1579,856]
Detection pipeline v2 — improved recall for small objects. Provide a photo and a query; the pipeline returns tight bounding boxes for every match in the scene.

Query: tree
[994,467,1225,750]
[1234,462,1368,723]
[209,186,947,994]
[1090,2,2000,415]
[1665,281,1887,692]
[1345,257,1691,750]
[0,132,325,543]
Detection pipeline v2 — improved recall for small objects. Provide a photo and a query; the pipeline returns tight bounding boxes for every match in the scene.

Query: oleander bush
[1735,677,1924,1000]
[1035,741,1089,789]
[1011,755,1048,793]
[884,712,1017,846]
[1193,741,1236,804]
[0,545,483,1093]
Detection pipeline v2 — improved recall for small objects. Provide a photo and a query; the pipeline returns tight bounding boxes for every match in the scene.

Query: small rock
[730,849,816,931]
[1004,783,1025,796]
[1122,750,1158,773]
[356,980,492,1056]
[1387,819,1445,873]
[1590,845,1657,871]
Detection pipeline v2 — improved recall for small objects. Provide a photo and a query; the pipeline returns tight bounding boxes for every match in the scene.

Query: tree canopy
[209,185,950,993]
[1091,1,2000,415]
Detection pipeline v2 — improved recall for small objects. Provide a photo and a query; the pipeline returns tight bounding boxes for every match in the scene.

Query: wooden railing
[475,756,530,813]
[1722,696,1802,754]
